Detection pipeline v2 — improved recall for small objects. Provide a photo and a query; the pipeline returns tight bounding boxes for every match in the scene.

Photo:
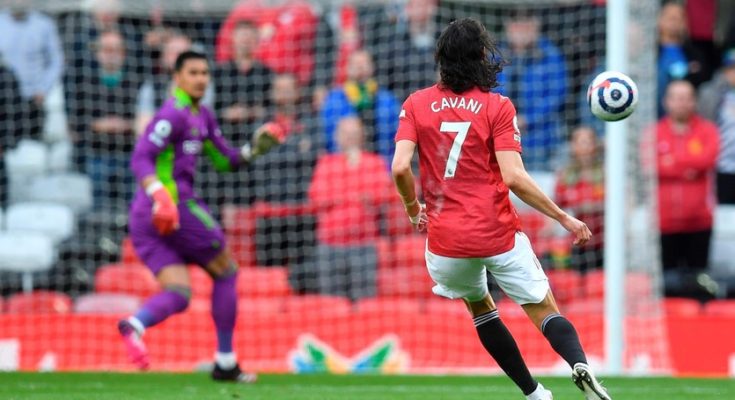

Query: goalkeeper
[119,50,282,382]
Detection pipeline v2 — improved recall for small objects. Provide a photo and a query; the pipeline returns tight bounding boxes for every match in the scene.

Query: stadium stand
[6,291,72,314]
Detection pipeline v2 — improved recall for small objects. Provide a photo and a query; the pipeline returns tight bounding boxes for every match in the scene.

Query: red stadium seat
[7,291,72,314]
[282,295,352,316]
[546,269,583,304]
[703,300,735,317]
[375,237,392,270]
[95,264,159,298]
[495,298,527,317]
[189,266,213,299]
[236,267,291,297]
[377,266,434,298]
[356,297,425,314]
[384,203,416,238]
[425,298,469,316]
[562,298,604,315]
[583,270,605,299]
[239,297,285,315]
[74,293,141,314]
[663,298,701,317]
[120,237,141,264]
[390,235,426,269]
[0,296,5,313]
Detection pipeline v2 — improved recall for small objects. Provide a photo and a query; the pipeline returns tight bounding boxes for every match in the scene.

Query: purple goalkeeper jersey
[130,87,241,213]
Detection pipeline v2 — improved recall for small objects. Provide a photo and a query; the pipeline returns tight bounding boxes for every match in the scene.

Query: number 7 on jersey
[440,121,471,178]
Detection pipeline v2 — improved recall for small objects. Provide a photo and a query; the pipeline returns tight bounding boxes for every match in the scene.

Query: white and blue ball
[587,71,638,122]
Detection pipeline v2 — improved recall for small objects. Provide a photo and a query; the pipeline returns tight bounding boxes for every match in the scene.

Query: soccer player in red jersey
[391,18,612,400]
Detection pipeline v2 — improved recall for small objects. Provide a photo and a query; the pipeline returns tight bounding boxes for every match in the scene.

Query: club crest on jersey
[431,97,483,114]
[183,140,202,155]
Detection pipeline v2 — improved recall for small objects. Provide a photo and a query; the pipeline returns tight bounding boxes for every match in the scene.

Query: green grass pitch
[0,373,733,400]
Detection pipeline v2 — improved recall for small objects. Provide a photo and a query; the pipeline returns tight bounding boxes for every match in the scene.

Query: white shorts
[425,232,549,305]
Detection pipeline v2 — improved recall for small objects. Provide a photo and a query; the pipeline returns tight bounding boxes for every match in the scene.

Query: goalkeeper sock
[474,310,538,396]
[211,271,238,354]
[541,314,588,368]
[134,287,190,328]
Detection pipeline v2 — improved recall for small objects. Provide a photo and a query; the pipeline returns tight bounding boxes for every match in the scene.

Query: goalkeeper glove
[147,181,179,235]
[241,122,286,162]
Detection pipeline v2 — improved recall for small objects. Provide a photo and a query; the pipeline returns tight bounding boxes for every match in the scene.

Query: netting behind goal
[0,0,666,374]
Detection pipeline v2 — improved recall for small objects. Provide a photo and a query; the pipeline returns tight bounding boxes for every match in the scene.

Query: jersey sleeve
[130,108,182,183]
[394,96,418,143]
[202,108,242,172]
[491,97,522,153]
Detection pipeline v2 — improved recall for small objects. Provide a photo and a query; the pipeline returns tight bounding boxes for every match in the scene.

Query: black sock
[541,314,588,368]
[474,310,538,396]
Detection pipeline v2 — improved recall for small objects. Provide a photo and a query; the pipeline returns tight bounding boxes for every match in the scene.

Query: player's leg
[490,232,610,400]
[426,250,551,400]
[178,199,255,383]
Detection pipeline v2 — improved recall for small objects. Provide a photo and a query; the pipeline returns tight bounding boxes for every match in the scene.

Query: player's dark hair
[435,18,504,94]
[174,50,208,72]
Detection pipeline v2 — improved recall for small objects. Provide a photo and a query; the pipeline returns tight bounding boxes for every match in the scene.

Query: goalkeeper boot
[211,362,257,383]
[117,319,150,369]
[572,363,611,400]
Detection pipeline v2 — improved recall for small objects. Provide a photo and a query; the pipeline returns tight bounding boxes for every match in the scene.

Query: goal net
[0,0,668,375]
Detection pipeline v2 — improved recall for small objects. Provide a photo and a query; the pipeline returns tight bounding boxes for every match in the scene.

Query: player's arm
[496,151,590,246]
[131,116,181,235]
[203,112,284,172]
[391,97,427,231]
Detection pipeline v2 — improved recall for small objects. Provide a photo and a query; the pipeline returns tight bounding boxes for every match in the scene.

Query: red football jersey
[395,85,523,258]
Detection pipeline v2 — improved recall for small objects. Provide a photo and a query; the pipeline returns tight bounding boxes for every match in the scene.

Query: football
[587,71,638,121]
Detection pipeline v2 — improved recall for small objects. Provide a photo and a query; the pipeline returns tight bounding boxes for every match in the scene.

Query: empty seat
[0,232,55,292]
[95,264,159,298]
[238,297,285,315]
[236,267,291,297]
[356,297,424,314]
[48,140,72,172]
[0,296,5,313]
[282,295,352,316]
[6,203,75,244]
[703,300,735,317]
[710,205,735,275]
[377,266,434,298]
[424,298,468,316]
[189,266,213,299]
[6,291,72,314]
[390,235,426,269]
[663,298,701,317]
[495,298,527,317]
[27,173,93,213]
[120,237,141,264]
[383,203,416,237]
[74,293,141,314]
[563,298,604,315]
[546,269,583,304]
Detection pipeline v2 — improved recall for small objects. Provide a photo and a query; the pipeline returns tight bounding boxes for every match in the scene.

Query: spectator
[554,126,604,273]
[655,81,719,272]
[0,60,22,208]
[496,9,568,171]
[698,48,735,204]
[135,32,213,133]
[367,0,439,102]
[657,2,712,117]
[215,0,318,85]
[307,116,392,300]
[214,20,274,144]
[67,30,141,210]
[321,50,400,162]
[313,3,362,110]
[0,3,64,141]
[65,0,145,76]
[251,74,321,203]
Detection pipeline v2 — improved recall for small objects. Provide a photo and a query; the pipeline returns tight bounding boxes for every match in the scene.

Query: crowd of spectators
[0,0,733,299]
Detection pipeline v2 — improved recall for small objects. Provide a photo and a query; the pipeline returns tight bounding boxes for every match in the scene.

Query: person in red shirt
[214,0,318,85]
[308,116,392,300]
[654,80,719,271]
[392,18,609,400]
[554,126,605,273]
